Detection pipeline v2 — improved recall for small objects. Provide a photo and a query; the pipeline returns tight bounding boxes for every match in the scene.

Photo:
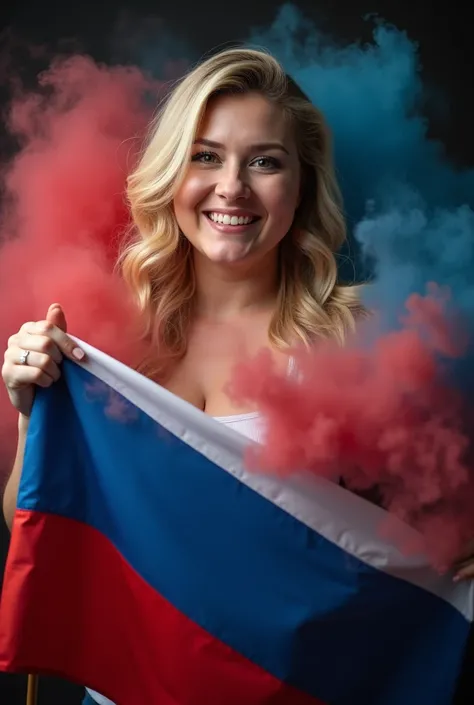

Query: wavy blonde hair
[121,48,365,379]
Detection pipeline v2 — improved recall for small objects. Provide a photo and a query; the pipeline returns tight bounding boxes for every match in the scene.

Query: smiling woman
[1,47,367,705]
[121,48,365,394]
[175,92,301,266]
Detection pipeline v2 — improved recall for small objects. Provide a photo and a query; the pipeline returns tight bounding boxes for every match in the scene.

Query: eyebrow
[193,138,289,155]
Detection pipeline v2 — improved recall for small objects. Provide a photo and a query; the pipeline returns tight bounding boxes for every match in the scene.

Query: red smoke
[227,287,474,569]
[0,54,160,480]
[1,52,472,569]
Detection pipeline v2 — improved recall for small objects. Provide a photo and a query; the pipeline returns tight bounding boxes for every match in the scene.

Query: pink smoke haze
[0,55,160,477]
[227,288,474,569]
[1,53,472,571]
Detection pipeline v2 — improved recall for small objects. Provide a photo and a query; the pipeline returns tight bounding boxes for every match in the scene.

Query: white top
[213,410,264,443]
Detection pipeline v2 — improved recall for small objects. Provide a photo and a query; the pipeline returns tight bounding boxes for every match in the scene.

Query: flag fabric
[0,339,472,705]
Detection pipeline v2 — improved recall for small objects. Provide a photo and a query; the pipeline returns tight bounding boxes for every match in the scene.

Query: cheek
[174,174,210,216]
[263,175,300,227]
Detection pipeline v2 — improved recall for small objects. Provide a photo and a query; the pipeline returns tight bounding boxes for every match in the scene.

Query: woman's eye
[251,156,280,169]
[191,151,218,164]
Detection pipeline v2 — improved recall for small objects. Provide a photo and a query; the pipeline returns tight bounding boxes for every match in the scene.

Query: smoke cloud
[229,6,474,567]
[1,5,473,566]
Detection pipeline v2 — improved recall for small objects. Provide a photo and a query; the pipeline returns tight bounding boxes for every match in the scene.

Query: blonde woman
[3,46,363,471]
[3,47,456,705]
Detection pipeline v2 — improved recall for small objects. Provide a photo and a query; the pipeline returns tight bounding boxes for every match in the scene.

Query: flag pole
[26,674,38,705]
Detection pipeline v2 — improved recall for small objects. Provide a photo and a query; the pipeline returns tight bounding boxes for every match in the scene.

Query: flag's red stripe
[0,510,326,705]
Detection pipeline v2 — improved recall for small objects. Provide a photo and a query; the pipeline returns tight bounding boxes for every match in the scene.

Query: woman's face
[173,92,301,266]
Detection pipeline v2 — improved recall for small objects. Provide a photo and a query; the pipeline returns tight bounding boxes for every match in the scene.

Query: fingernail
[453,574,461,583]
[72,347,85,360]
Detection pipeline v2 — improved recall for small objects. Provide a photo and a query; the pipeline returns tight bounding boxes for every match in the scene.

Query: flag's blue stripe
[20,362,470,705]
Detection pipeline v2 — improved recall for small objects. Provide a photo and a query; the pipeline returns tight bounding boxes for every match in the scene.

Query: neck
[192,249,279,320]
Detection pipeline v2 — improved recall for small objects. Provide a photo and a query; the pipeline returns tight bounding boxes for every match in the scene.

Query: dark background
[0,0,472,702]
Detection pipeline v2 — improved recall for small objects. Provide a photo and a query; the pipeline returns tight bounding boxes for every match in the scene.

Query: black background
[0,0,472,702]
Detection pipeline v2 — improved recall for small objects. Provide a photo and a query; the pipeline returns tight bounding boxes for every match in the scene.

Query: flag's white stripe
[86,689,114,705]
[73,337,474,622]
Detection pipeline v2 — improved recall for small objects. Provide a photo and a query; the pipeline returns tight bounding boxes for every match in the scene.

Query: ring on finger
[19,350,31,365]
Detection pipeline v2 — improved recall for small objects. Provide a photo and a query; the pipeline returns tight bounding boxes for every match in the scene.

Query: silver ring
[19,350,31,365]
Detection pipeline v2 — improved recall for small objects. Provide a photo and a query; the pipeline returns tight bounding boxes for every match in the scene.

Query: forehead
[196,92,295,146]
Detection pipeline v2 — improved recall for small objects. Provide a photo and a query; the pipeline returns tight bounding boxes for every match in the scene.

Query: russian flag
[0,340,472,705]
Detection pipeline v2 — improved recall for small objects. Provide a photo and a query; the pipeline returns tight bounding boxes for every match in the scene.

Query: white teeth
[208,212,254,225]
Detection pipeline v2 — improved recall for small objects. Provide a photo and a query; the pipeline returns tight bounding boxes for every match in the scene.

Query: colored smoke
[0,53,160,477]
[1,6,474,567]
[227,6,474,566]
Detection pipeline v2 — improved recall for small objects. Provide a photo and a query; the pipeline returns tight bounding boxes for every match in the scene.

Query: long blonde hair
[121,48,364,379]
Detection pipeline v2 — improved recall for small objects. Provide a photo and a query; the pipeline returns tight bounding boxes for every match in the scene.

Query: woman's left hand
[453,539,474,582]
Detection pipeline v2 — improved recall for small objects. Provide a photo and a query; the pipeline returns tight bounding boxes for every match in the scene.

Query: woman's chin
[198,242,256,265]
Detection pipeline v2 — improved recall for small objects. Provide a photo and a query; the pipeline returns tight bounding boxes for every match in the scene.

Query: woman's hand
[2,303,85,417]
[453,539,474,582]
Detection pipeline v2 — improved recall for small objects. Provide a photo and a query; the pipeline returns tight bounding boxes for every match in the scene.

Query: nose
[215,163,250,200]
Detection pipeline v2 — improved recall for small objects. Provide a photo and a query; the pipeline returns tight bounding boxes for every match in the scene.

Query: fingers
[5,347,61,383]
[9,332,63,364]
[453,561,474,582]
[4,355,59,389]
[452,538,474,581]
[2,306,83,415]
[3,342,61,391]
[46,303,67,333]
[19,319,84,361]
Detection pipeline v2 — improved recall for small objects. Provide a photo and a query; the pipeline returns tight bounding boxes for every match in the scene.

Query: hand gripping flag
[0,339,473,705]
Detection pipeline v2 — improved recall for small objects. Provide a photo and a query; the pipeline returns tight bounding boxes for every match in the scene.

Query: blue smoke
[247,5,474,335]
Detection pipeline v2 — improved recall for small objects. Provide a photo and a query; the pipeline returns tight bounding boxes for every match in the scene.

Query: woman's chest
[163,319,289,416]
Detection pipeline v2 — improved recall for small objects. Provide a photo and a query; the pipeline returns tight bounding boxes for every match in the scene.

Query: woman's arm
[2,414,29,530]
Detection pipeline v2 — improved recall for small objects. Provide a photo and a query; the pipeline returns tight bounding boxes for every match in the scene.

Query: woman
[2,47,473,705]
[2,47,363,486]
